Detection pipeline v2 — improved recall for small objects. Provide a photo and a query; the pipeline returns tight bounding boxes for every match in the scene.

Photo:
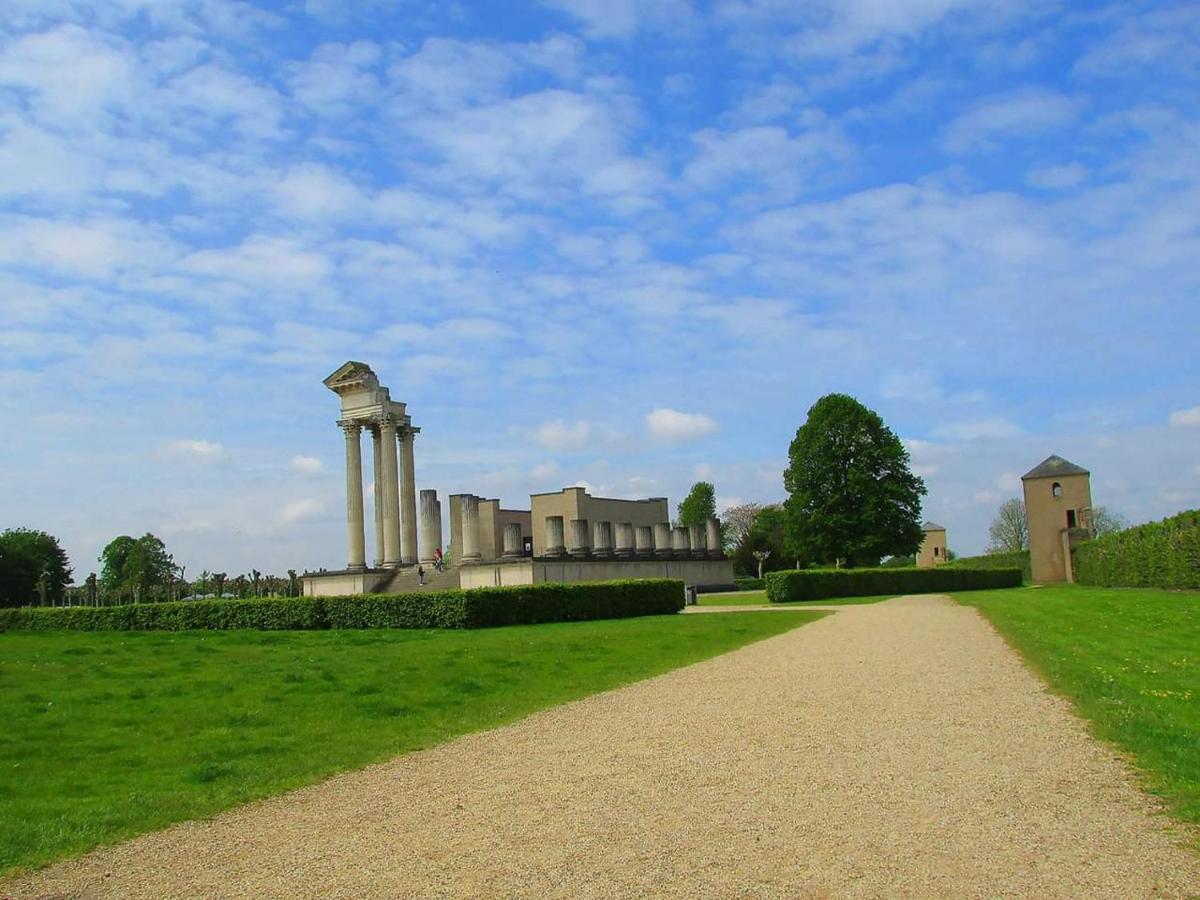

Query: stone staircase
[373,564,461,593]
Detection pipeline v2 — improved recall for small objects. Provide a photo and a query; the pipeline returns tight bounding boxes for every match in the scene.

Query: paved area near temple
[7,596,1199,899]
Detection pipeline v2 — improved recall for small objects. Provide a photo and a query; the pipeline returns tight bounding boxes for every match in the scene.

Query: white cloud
[533,419,593,451]
[290,455,324,475]
[538,0,696,39]
[646,408,717,442]
[281,498,323,524]
[1026,162,1087,190]
[933,418,1023,441]
[1168,406,1200,427]
[943,88,1081,154]
[164,439,224,460]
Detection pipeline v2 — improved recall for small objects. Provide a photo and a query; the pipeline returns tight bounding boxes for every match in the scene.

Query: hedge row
[733,577,766,591]
[1074,510,1200,590]
[764,567,1023,602]
[944,549,1032,581]
[0,579,684,632]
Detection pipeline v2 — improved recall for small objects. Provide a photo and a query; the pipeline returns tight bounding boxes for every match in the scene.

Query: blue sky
[1,0,1198,577]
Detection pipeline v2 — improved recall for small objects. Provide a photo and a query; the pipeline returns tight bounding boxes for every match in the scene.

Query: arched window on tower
[1052,482,1062,498]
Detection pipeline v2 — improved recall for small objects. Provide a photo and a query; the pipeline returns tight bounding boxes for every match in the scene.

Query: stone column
[461,494,482,562]
[707,517,723,559]
[502,523,523,559]
[379,416,402,568]
[672,525,690,556]
[371,427,385,568]
[593,521,613,559]
[689,523,707,559]
[545,516,566,558]
[654,523,673,558]
[614,522,635,558]
[569,519,591,558]
[399,427,418,565]
[635,525,654,558]
[419,489,440,564]
[341,422,366,571]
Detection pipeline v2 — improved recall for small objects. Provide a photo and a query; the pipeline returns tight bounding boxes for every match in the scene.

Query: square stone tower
[1021,454,1092,583]
[916,522,948,568]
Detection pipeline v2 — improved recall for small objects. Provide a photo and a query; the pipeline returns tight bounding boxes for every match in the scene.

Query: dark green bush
[0,579,684,632]
[734,577,765,591]
[764,567,1022,602]
[944,549,1032,581]
[1074,510,1200,589]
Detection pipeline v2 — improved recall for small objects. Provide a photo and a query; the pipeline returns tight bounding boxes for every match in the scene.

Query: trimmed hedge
[944,549,1032,582]
[1074,510,1200,590]
[0,579,684,632]
[764,567,1023,603]
[734,577,766,591]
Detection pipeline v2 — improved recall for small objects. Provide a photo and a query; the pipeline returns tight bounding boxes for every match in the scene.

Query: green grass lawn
[0,612,817,875]
[957,585,1200,831]
[697,589,897,607]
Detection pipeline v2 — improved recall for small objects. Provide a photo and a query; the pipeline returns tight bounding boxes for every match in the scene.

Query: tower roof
[1021,454,1089,481]
[922,521,946,532]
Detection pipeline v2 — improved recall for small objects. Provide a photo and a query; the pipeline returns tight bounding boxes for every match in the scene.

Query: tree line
[0,528,302,609]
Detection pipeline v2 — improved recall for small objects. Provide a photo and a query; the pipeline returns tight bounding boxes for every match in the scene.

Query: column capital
[338,420,363,436]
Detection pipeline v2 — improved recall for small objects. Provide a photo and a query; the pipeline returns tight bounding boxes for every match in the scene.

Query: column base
[347,563,367,572]
[544,547,566,559]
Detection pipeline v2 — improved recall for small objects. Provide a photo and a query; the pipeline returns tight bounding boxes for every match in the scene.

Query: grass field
[0,612,816,875]
[957,585,1200,831]
[697,590,897,607]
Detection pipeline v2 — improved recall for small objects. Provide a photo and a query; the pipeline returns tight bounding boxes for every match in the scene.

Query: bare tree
[751,549,771,579]
[1090,506,1128,537]
[720,503,762,552]
[988,498,1028,553]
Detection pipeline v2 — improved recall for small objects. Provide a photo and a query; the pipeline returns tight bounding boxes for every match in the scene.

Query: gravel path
[7,595,1199,898]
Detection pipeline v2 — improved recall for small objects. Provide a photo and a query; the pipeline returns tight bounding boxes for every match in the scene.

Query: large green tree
[0,528,73,608]
[783,394,926,567]
[100,533,176,602]
[677,481,717,527]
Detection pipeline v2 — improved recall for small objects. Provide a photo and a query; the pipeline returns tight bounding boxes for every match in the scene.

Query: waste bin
[684,584,698,606]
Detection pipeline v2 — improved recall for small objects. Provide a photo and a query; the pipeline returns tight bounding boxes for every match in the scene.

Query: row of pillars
[341,417,422,571]
[542,516,722,561]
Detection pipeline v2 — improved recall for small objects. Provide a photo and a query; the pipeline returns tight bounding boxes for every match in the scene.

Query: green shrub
[764,567,1022,603]
[1074,510,1200,589]
[734,577,765,591]
[0,580,684,632]
[945,549,1032,581]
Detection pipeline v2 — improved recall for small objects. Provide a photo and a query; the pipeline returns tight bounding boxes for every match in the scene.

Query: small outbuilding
[916,522,948,568]
[1021,454,1093,583]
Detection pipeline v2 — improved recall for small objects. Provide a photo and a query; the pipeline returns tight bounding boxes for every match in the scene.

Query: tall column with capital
[461,494,482,562]
[341,422,366,571]
[399,427,418,565]
[419,489,440,564]
[380,416,402,568]
[371,427,385,568]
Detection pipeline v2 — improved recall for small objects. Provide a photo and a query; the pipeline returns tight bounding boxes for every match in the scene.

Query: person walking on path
[417,565,425,586]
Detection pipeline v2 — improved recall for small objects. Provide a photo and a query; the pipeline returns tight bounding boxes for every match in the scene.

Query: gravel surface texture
[6,594,1199,898]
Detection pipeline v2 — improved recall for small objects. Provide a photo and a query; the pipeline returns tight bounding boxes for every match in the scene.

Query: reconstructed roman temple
[301,362,735,596]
